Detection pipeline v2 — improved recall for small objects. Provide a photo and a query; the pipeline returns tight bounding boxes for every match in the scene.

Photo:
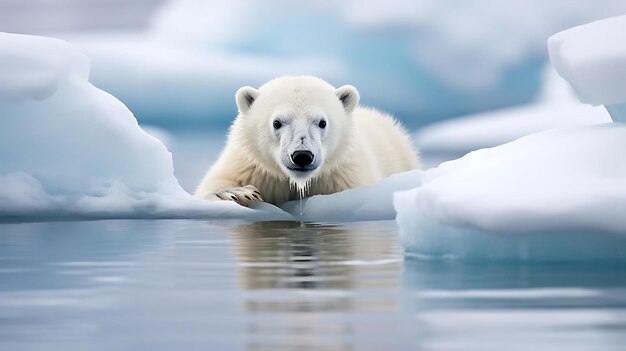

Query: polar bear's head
[234,76,359,186]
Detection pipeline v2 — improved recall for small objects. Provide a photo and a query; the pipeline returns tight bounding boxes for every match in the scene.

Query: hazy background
[2,0,625,131]
[0,0,165,33]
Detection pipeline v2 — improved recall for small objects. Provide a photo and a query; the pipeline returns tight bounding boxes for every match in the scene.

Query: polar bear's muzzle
[277,120,323,178]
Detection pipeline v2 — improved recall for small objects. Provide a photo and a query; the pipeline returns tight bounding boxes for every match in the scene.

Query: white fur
[195,76,419,206]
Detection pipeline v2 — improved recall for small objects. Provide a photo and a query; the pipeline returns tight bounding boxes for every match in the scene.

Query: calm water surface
[1,220,625,350]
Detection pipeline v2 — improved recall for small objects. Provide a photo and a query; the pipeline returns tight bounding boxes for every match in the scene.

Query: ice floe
[0,32,287,221]
[549,15,626,122]
[397,125,626,261]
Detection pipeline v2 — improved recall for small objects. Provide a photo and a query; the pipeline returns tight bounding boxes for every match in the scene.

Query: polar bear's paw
[212,185,263,207]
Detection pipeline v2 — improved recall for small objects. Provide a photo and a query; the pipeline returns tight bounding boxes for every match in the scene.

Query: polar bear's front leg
[195,146,265,207]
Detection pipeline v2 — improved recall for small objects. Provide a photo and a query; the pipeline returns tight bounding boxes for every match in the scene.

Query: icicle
[290,178,310,225]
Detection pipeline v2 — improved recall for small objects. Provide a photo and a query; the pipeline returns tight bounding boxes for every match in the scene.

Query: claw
[211,185,262,207]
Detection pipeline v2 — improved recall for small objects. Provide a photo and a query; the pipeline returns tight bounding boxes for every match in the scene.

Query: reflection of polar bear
[225,221,397,291]
[195,76,419,206]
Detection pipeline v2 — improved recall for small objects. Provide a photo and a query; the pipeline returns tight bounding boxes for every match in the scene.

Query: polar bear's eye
[319,120,327,129]
[273,120,282,129]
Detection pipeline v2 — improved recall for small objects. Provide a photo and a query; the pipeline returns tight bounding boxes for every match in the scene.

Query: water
[1,219,626,350]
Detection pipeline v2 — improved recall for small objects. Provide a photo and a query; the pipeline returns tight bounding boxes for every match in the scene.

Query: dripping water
[299,188,304,219]
[291,179,309,225]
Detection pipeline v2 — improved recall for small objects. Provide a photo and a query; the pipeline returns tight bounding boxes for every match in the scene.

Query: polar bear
[195,76,419,206]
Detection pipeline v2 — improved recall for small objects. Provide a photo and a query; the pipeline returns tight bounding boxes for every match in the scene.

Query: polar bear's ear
[235,86,259,114]
[336,85,360,113]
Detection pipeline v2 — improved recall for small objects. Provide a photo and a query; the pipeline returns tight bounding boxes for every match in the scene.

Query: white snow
[0,33,89,101]
[0,32,288,220]
[281,170,423,222]
[549,15,626,122]
[396,125,626,261]
[415,66,611,156]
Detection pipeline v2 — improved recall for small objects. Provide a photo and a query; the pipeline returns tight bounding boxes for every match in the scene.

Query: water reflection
[403,259,626,291]
[226,221,411,350]
[229,221,398,290]
[1,219,626,350]
[401,259,626,350]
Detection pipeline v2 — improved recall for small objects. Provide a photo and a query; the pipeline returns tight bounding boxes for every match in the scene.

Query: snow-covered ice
[396,125,626,261]
[414,66,611,158]
[549,15,626,122]
[0,32,288,220]
[281,170,422,222]
[397,15,626,261]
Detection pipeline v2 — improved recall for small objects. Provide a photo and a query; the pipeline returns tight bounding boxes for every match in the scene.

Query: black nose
[291,150,314,167]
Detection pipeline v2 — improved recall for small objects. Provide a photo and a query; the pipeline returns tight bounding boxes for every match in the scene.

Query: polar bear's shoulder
[353,106,403,130]
[351,107,419,176]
